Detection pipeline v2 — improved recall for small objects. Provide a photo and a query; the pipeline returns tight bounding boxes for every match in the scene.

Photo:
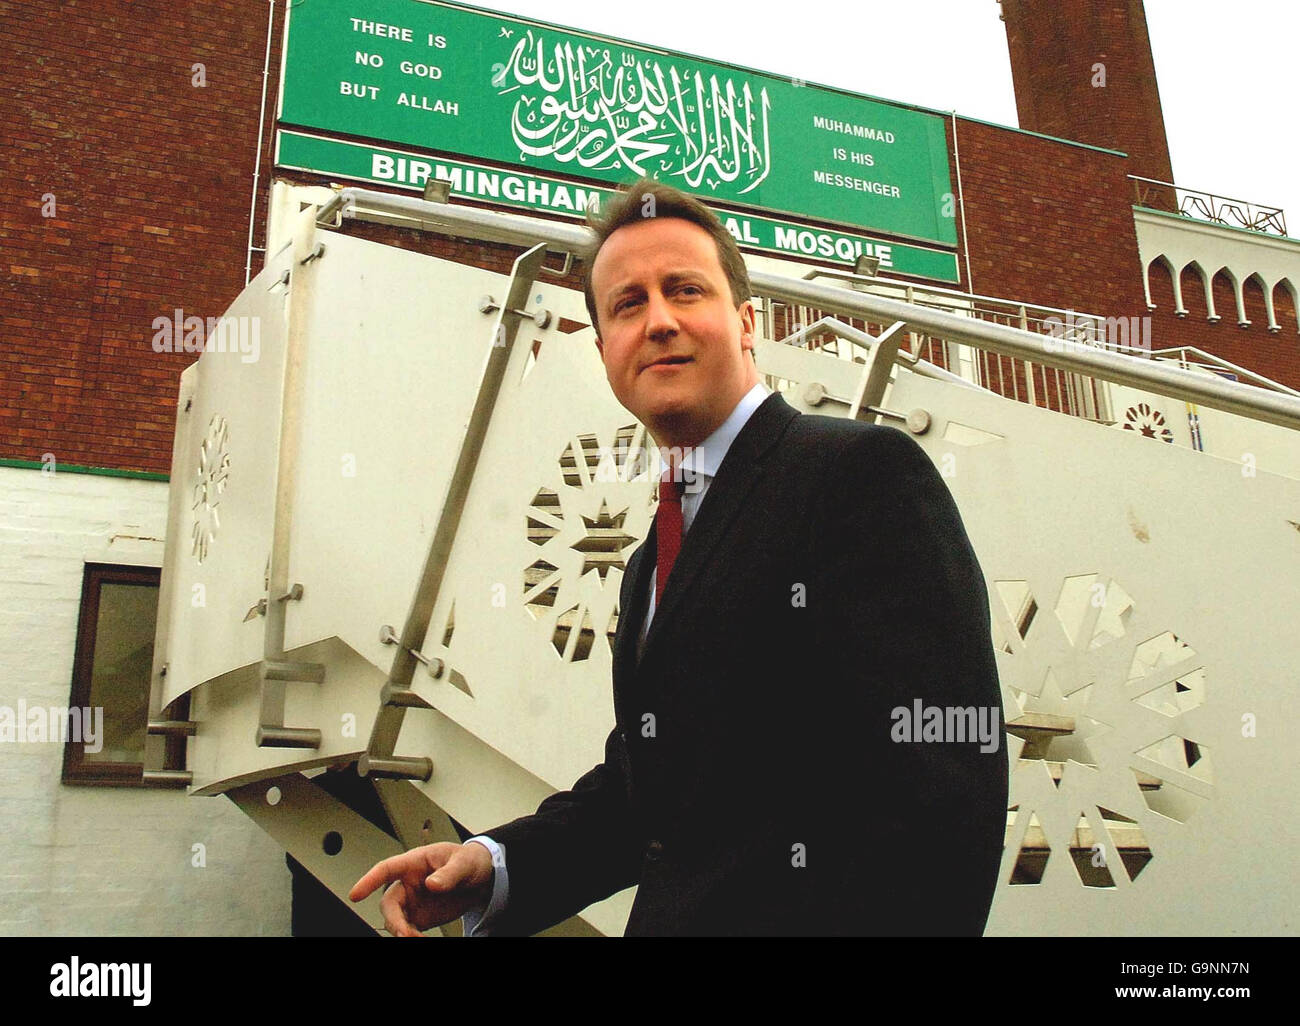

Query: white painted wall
[0,465,291,936]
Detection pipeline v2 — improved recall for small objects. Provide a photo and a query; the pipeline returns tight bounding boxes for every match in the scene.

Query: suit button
[644,839,665,862]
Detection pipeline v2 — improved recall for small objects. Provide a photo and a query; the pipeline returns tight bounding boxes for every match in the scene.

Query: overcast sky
[466,0,1299,232]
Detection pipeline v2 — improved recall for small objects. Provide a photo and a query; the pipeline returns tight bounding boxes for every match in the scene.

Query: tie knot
[659,467,683,504]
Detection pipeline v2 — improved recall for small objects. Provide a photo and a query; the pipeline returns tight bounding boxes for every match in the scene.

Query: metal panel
[884,371,1300,934]
[156,242,293,708]
[278,231,508,670]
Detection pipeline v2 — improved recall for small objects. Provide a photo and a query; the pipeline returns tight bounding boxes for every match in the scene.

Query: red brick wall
[951,117,1149,318]
[1001,0,1176,187]
[1,0,280,474]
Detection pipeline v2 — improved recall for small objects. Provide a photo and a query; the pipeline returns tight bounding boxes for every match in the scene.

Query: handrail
[777,315,993,394]
[316,188,1300,433]
[1149,346,1300,398]
[802,268,1109,330]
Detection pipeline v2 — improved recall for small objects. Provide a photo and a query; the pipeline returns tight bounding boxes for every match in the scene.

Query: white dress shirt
[463,381,772,936]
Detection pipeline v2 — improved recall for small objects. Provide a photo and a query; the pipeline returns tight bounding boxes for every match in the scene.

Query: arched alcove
[1211,269,1241,326]
[1146,257,1177,314]
[1178,262,1210,321]
[1242,274,1269,330]
[1271,279,1298,334]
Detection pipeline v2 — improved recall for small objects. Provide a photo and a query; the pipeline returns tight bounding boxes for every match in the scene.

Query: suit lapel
[637,392,800,668]
[613,526,655,692]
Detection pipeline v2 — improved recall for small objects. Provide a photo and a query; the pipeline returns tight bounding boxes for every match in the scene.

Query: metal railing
[765,271,1114,422]
[313,188,1300,434]
[1131,175,1288,236]
[1148,346,1300,397]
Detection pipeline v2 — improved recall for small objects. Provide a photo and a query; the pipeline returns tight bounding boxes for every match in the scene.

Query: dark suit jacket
[484,391,1007,935]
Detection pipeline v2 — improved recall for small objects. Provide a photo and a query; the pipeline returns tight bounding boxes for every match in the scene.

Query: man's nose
[643,290,678,341]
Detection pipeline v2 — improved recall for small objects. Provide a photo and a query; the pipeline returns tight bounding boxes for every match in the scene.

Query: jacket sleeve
[798,423,1008,935]
[473,723,643,936]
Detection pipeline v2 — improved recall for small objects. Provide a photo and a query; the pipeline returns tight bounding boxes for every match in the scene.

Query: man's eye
[614,297,642,314]
[679,285,703,296]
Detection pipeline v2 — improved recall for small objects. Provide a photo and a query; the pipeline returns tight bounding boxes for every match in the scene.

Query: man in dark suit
[351,180,1007,936]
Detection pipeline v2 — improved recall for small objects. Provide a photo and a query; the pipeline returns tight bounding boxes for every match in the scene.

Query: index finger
[350,851,424,903]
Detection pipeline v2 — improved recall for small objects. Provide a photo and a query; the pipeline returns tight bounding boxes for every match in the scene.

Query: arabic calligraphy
[498,30,772,193]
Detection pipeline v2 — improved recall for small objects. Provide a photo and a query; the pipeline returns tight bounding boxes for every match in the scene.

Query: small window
[61,564,188,786]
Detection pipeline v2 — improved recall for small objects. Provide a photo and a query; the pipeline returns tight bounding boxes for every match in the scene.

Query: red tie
[655,466,683,606]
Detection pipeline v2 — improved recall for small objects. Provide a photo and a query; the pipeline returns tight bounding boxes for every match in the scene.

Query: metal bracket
[537,250,574,279]
[299,242,326,265]
[148,719,196,737]
[801,382,832,407]
[379,681,435,709]
[256,655,326,748]
[848,320,908,423]
[801,381,931,434]
[226,772,408,936]
[865,406,933,434]
[142,713,196,788]
[379,624,444,678]
[358,754,434,782]
[141,769,193,788]
[478,294,551,329]
[245,581,296,623]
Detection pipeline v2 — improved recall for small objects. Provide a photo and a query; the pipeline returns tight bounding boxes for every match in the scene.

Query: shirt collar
[658,381,771,481]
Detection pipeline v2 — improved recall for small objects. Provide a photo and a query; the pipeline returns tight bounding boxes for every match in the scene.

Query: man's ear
[738,300,756,353]
[594,335,604,360]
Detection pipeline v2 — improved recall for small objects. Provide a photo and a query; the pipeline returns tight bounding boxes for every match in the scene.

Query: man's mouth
[645,356,693,370]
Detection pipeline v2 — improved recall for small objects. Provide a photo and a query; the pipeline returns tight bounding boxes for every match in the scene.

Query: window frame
[61,562,188,787]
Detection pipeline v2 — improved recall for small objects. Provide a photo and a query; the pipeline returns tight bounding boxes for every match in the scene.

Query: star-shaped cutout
[570,501,635,582]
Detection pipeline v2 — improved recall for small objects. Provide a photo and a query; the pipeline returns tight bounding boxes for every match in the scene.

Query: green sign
[276,130,961,282]
[278,0,958,247]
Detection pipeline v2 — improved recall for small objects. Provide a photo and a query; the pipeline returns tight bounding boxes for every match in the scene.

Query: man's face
[592,217,758,447]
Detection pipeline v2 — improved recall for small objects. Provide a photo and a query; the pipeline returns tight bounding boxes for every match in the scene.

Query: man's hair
[581,178,752,334]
